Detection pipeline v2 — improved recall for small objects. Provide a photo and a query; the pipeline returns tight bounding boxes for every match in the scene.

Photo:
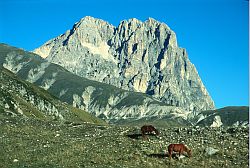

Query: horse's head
[154,129,160,136]
[187,149,192,158]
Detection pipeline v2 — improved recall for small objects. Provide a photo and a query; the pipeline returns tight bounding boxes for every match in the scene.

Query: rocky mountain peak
[145,17,163,26]
[33,16,215,112]
[75,16,114,29]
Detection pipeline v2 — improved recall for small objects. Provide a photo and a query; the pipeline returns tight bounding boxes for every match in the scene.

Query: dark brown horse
[168,143,192,160]
[141,125,159,140]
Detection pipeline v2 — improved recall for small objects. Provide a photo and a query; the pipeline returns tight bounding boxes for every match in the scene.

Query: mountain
[0,44,248,126]
[190,106,249,127]
[34,16,215,112]
[0,67,106,125]
[0,43,191,124]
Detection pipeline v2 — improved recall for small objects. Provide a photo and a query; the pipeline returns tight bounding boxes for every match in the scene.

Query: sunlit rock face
[34,16,215,112]
[1,43,192,122]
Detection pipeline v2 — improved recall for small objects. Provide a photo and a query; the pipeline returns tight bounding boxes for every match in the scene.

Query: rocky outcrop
[210,115,223,127]
[34,16,215,112]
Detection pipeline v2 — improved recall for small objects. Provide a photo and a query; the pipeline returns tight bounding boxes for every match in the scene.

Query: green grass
[66,106,107,125]
[0,115,248,168]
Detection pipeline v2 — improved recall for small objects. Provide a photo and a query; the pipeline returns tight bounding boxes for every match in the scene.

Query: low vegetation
[0,114,248,168]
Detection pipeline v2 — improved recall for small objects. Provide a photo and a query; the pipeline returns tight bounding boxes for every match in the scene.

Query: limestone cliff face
[34,16,215,112]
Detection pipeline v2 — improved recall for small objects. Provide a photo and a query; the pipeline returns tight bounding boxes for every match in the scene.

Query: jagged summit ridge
[33,16,215,112]
[34,16,175,59]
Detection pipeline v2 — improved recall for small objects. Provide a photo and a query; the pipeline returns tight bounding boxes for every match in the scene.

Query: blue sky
[0,0,249,108]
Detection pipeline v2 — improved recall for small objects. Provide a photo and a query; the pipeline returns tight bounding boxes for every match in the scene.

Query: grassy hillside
[0,67,106,125]
[194,106,249,126]
[111,115,192,127]
[0,115,248,168]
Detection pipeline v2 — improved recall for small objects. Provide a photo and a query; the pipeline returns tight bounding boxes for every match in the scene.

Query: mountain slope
[0,44,248,126]
[34,16,215,112]
[0,66,106,125]
[190,106,249,127]
[0,43,191,124]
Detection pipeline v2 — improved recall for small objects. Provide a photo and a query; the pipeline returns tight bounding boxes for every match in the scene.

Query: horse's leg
[168,148,172,160]
[180,148,184,157]
[142,134,145,140]
[141,131,145,140]
[169,153,172,160]
[142,133,148,141]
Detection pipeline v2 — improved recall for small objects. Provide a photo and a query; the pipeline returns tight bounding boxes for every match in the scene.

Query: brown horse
[168,143,192,159]
[141,125,159,140]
